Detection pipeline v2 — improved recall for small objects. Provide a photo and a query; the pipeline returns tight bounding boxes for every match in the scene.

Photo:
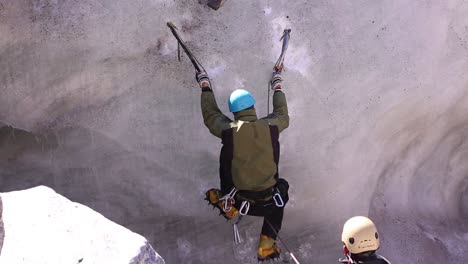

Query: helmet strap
[343,246,356,264]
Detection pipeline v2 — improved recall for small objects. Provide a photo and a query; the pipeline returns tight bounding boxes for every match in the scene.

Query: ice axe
[268,29,292,114]
[207,0,226,10]
[166,22,206,73]
[274,29,292,73]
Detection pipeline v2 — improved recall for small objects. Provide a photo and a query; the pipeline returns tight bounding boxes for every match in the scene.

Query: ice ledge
[0,186,165,264]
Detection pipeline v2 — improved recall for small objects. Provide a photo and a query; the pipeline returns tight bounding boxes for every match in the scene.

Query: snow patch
[0,186,165,264]
[206,62,226,78]
[286,44,313,76]
[233,76,247,90]
[160,37,178,56]
[176,238,192,257]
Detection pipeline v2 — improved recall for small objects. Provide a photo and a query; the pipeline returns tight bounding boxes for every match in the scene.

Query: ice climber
[196,70,290,261]
[340,216,391,264]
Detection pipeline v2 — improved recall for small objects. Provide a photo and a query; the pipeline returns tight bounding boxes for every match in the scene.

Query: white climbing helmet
[341,216,380,254]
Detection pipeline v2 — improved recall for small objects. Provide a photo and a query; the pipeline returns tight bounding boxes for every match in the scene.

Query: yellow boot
[205,189,238,220]
[257,235,281,261]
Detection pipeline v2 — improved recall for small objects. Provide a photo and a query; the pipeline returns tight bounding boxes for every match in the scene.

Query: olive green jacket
[201,88,289,191]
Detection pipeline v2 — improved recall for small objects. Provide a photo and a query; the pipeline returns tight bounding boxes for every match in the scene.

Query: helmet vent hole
[349,237,355,244]
[375,232,379,239]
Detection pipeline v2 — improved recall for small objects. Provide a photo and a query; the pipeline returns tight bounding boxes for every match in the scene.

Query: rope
[264,218,301,264]
[219,187,237,212]
[233,216,243,244]
[267,78,271,115]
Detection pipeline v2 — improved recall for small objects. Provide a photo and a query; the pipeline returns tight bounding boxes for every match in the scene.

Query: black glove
[271,72,283,90]
[196,71,211,88]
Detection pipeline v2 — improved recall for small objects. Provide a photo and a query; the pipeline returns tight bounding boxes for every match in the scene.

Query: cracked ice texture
[1,0,468,263]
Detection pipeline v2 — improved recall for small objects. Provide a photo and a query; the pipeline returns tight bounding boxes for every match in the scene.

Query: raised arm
[197,72,232,138]
[262,73,289,133]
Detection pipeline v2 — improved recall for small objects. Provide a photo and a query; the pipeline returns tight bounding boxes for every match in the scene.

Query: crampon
[204,188,238,220]
[257,235,281,262]
[257,252,281,262]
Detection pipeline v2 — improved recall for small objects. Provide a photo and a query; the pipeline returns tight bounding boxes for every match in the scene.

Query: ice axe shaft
[274,29,292,73]
[207,0,226,10]
[268,28,292,114]
[166,22,205,73]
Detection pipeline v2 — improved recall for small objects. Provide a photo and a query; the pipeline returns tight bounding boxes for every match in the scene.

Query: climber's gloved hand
[271,72,283,90]
[196,71,211,88]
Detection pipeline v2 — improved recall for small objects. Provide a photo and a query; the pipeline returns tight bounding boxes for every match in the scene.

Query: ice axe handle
[274,29,291,74]
[166,22,204,73]
[274,64,284,73]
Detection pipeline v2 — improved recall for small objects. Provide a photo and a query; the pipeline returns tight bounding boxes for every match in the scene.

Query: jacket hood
[234,108,257,121]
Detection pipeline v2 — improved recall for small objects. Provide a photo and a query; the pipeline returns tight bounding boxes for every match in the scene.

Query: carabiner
[222,198,234,212]
[233,223,242,244]
[239,201,250,216]
[273,193,284,207]
[220,188,237,212]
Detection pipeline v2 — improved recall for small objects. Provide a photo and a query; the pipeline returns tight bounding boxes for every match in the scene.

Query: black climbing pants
[232,178,289,240]
[234,199,285,240]
[220,173,289,240]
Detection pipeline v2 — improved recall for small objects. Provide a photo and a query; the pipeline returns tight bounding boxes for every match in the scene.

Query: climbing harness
[219,187,237,213]
[227,185,289,250]
[225,188,242,245]
[268,28,291,114]
[340,246,355,264]
[224,186,286,216]
[226,185,287,246]
[273,191,285,207]
[233,216,243,244]
[239,200,250,215]
[339,249,392,264]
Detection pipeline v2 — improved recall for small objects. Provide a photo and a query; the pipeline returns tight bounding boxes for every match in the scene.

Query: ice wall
[1,0,468,263]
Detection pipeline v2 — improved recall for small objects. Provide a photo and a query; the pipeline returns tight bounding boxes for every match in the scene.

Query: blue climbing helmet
[228,89,256,112]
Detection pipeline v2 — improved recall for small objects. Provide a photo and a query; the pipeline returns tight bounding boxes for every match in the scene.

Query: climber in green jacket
[196,70,290,261]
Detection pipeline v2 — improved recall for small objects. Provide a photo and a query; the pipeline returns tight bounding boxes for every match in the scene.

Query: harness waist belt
[236,186,276,202]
